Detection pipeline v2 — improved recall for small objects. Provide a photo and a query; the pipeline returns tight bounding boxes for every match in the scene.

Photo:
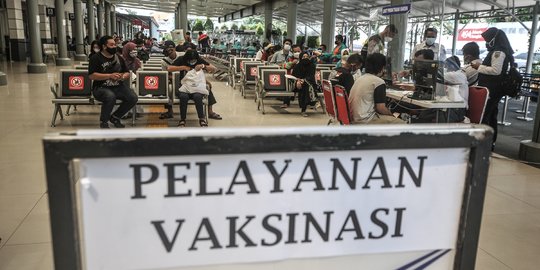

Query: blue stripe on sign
[415,249,451,270]
[395,250,441,270]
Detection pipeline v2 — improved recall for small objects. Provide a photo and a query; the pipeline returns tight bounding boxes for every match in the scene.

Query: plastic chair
[333,84,352,125]
[467,86,490,124]
[322,79,337,125]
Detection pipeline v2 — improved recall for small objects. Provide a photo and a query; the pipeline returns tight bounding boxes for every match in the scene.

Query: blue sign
[382,4,411,15]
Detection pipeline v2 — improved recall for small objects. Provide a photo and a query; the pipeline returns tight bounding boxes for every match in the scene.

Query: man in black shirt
[88,35,138,128]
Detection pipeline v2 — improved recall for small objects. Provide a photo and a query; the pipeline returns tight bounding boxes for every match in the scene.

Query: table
[386,89,467,123]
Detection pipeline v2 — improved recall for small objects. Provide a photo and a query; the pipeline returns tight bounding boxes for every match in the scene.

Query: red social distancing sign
[69,76,84,90]
[144,76,159,90]
[269,74,281,86]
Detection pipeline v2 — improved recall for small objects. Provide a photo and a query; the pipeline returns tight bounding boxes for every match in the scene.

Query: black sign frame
[43,125,493,270]
[46,7,55,17]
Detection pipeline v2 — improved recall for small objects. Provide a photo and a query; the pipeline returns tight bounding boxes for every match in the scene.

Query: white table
[386,89,467,123]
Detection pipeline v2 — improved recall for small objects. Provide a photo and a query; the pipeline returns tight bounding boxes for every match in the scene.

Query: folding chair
[334,84,352,125]
[322,79,337,125]
[466,86,490,124]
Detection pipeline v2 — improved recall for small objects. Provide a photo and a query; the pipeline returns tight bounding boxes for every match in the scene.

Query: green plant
[204,18,214,32]
[192,19,204,31]
[231,23,239,31]
[256,25,264,36]
[307,36,319,48]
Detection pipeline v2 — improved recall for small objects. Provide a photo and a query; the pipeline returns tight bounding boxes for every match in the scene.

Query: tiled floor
[0,61,539,269]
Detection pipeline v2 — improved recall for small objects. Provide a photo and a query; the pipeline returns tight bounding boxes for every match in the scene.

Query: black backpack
[502,56,523,97]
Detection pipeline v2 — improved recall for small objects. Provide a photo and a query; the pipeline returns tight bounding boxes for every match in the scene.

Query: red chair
[334,85,352,125]
[467,86,490,124]
[322,79,337,125]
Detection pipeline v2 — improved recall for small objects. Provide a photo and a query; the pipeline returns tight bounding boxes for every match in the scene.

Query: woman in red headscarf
[121,42,141,73]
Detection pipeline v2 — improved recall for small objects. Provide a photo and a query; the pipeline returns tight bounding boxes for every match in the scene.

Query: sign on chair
[136,71,168,96]
[43,126,492,270]
[60,70,91,96]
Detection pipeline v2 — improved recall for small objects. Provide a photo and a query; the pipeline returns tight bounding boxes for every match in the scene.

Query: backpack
[502,56,523,97]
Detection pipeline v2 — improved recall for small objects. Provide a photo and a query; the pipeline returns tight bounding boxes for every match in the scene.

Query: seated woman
[349,53,404,124]
[88,40,100,60]
[292,52,319,117]
[167,50,216,127]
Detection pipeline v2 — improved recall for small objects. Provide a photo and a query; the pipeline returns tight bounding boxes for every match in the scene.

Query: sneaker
[301,112,309,117]
[109,116,125,128]
[100,122,110,129]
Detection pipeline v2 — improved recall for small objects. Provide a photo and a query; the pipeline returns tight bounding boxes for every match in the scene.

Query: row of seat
[50,67,207,127]
[228,57,335,114]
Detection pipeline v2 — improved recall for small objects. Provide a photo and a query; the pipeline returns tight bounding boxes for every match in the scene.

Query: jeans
[93,84,138,123]
[177,92,205,120]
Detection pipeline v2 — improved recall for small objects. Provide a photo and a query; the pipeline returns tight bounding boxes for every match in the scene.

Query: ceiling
[108,0,261,16]
[108,0,537,23]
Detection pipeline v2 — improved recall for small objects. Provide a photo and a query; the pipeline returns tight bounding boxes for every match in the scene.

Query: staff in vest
[470,27,514,150]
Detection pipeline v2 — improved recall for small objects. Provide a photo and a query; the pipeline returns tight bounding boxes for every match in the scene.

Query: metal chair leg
[66,105,71,116]
[51,105,59,127]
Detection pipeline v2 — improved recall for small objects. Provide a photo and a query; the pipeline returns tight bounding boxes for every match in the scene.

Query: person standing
[470,27,514,149]
[361,24,398,59]
[88,36,138,128]
[412,28,446,61]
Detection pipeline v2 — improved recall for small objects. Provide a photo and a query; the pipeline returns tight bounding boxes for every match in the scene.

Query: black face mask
[105,47,117,54]
[300,58,311,65]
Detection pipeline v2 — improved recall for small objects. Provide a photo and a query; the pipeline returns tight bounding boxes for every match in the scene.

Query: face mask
[93,48,100,53]
[384,37,393,43]
[178,52,186,57]
[293,52,300,59]
[342,55,350,61]
[283,44,291,51]
[129,51,138,58]
[105,47,117,54]
[300,58,311,65]
[335,41,340,45]
[425,37,436,46]
[188,59,197,66]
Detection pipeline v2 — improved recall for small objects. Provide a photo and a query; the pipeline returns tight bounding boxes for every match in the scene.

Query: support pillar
[105,2,111,35]
[321,0,337,49]
[7,0,26,61]
[287,0,297,41]
[388,0,410,75]
[27,0,47,73]
[73,0,86,60]
[175,4,180,29]
[55,0,71,65]
[519,1,540,163]
[97,0,104,37]
[264,0,273,42]
[38,5,52,44]
[87,0,96,41]
[179,0,188,32]
[452,10,459,55]
[111,6,117,35]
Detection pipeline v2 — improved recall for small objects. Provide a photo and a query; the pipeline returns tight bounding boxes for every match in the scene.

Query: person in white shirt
[461,42,482,86]
[349,53,404,124]
[412,28,446,61]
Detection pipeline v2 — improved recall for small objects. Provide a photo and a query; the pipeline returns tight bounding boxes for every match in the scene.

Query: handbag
[179,69,209,95]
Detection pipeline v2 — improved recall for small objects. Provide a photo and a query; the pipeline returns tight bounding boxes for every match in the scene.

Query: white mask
[384,37,393,43]
[293,52,300,59]
[284,44,291,51]
[129,51,138,58]
[93,48,100,53]
[426,37,436,46]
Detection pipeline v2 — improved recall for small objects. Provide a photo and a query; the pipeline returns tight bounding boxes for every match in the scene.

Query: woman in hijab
[336,48,350,68]
[121,42,141,73]
[471,27,514,149]
[292,52,318,117]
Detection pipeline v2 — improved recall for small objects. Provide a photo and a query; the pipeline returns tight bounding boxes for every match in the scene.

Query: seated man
[167,50,217,127]
[349,53,403,124]
[89,35,138,128]
[461,42,482,86]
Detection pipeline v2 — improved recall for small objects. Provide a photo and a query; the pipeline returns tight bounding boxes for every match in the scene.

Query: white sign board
[76,148,469,269]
